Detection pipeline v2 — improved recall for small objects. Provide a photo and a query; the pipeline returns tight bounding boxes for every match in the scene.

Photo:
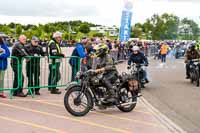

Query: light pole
[68,23,71,40]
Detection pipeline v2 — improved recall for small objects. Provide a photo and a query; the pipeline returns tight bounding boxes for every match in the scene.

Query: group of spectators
[1,32,200,98]
[0,32,65,98]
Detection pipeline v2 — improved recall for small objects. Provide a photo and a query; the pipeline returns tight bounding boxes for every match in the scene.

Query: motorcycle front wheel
[64,87,93,116]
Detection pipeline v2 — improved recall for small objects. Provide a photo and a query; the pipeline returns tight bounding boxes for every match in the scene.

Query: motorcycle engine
[91,74,103,85]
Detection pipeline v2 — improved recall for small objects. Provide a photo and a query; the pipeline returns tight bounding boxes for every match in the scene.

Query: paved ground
[0,88,177,133]
[143,57,200,133]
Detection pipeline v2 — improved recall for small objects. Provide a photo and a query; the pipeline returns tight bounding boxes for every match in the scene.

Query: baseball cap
[32,36,39,42]
[53,32,62,38]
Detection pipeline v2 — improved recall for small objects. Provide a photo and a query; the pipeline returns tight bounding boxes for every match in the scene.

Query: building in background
[90,26,119,37]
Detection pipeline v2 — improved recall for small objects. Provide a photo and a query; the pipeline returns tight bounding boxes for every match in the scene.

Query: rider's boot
[104,88,117,103]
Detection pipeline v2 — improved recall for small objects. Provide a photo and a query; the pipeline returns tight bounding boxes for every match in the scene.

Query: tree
[181,18,199,40]
[8,23,15,29]
[79,24,90,34]
[141,13,180,40]
[16,25,23,37]
[93,33,104,37]
[160,13,179,39]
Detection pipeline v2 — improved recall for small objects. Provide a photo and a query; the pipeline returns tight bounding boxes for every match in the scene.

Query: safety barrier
[0,56,20,98]
[0,56,80,98]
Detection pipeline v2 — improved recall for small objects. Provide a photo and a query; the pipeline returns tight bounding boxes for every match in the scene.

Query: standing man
[47,32,64,94]
[11,35,29,97]
[160,42,169,63]
[69,37,87,81]
[26,36,45,95]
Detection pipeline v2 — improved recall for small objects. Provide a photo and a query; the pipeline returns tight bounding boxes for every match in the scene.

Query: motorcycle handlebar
[131,63,147,67]
[190,59,200,62]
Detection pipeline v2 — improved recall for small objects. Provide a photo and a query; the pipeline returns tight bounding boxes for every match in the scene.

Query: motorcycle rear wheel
[117,91,137,112]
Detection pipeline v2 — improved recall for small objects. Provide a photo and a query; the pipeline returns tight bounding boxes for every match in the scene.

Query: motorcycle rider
[127,46,149,88]
[185,44,200,79]
[92,43,118,103]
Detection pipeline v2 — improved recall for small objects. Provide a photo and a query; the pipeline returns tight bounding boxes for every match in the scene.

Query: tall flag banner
[119,0,133,42]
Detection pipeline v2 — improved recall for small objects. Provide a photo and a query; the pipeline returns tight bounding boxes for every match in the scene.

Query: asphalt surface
[143,57,200,133]
[0,90,174,133]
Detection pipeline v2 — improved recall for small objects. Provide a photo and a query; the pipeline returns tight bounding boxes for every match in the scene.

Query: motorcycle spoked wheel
[194,69,199,87]
[117,90,137,112]
[64,87,93,116]
[190,69,199,87]
[190,71,195,83]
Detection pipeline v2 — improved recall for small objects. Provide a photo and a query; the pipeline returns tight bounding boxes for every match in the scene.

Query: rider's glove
[87,70,96,76]
[127,65,131,69]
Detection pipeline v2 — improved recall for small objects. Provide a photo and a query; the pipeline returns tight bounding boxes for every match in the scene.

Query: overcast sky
[0,0,199,26]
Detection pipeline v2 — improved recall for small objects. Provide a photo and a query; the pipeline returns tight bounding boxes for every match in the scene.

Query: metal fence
[0,56,80,98]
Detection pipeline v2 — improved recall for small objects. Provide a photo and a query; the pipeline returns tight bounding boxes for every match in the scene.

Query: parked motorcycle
[64,69,140,116]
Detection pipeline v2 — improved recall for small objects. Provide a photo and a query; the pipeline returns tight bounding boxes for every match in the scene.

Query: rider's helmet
[189,43,196,50]
[93,43,109,58]
[132,46,140,54]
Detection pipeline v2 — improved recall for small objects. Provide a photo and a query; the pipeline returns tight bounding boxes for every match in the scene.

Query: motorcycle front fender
[65,82,81,91]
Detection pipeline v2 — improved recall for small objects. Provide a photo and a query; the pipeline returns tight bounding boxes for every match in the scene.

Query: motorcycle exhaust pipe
[118,101,137,107]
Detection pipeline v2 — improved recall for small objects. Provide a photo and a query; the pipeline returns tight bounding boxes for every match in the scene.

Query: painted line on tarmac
[140,97,187,133]
[0,102,131,133]
[38,101,165,128]
[133,109,153,115]
[2,99,151,114]
[0,115,66,133]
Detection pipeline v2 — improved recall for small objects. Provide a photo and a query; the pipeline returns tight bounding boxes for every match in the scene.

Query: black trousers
[48,63,61,90]
[12,64,24,95]
[102,72,118,95]
[26,65,40,92]
[186,63,190,77]
[71,64,79,82]
[161,54,166,62]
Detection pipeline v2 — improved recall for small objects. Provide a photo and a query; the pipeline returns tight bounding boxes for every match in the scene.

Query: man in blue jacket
[69,37,87,81]
[0,36,10,98]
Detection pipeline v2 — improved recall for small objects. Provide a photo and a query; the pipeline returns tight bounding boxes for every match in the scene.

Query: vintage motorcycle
[128,63,148,89]
[188,59,200,87]
[64,68,140,116]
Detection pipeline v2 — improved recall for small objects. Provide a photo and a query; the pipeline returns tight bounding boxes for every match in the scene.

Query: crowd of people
[0,31,200,99]
[0,32,65,98]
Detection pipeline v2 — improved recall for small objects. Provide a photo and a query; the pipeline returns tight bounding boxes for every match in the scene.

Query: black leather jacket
[11,42,29,65]
[26,44,45,67]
